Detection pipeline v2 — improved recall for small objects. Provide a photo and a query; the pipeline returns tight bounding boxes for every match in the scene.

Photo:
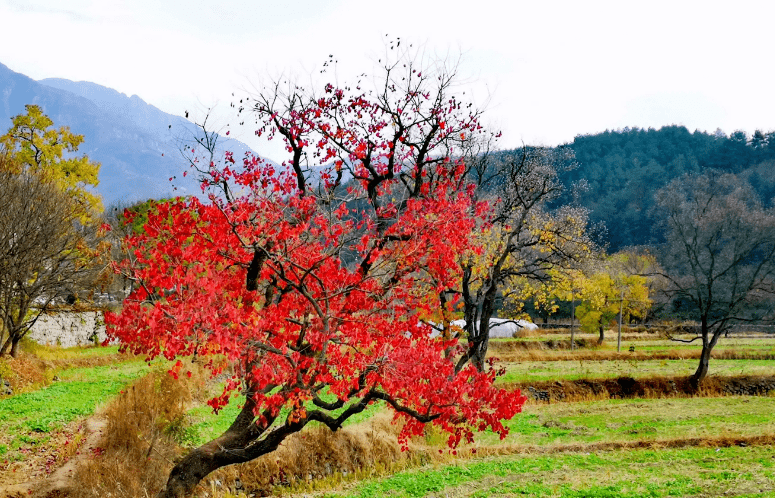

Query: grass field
[473,396,775,447]
[0,345,147,485]
[292,335,775,498]
[0,362,146,435]
[496,358,775,384]
[334,445,775,497]
[3,331,775,497]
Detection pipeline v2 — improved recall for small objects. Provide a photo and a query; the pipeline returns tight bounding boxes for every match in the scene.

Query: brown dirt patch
[511,374,775,403]
[0,417,102,498]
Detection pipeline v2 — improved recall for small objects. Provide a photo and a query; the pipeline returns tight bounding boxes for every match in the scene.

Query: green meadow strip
[337,445,775,498]
[498,359,775,384]
[468,396,775,447]
[0,361,147,433]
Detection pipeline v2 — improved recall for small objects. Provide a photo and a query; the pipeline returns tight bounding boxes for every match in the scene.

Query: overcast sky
[1,0,774,162]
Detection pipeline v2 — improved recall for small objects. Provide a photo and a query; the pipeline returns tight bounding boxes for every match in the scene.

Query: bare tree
[0,155,102,356]
[654,172,775,386]
[455,146,593,371]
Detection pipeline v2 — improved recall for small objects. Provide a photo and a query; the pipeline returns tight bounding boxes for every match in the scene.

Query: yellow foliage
[508,251,654,330]
[0,104,102,221]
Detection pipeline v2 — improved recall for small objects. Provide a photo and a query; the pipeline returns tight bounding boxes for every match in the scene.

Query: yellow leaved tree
[572,252,652,345]
[0,104,102,220]
[0,106,107,357]
[512,251,654,347]
[454,146,593,370]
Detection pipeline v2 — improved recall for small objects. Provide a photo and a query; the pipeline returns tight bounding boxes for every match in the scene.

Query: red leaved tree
[108,50,525,497]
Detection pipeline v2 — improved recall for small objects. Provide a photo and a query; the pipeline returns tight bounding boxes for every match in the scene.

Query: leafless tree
[455,146,593,371]
[0,155,103,356]
[654,172,775,386]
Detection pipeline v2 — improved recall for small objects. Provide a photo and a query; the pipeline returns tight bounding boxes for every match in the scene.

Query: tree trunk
[0,335,11,357]
[158,440,228,498]
[157,394,302,498]
[597,325,605,345]
[9,338,19,358]
[0,329,22,357]
[691,344,712,389]
[691,318,721,390]
[471,281,498,372]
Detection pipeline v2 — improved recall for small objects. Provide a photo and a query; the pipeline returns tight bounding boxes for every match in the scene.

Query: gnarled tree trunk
[157,394,303,498]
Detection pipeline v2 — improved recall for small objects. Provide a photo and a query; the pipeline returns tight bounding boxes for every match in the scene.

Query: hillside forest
[557,126,775,251]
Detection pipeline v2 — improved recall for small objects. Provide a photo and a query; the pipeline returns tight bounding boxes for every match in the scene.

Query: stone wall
[27,311,109,348]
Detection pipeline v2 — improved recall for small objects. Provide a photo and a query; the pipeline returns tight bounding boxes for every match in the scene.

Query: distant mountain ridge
[39,78,183,137]
[0,62,258,205]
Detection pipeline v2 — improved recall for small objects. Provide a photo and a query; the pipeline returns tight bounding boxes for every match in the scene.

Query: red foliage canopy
[107,56,524,471]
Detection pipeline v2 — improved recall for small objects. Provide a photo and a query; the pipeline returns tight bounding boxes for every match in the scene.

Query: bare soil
[511,374,775,403]
[0,418,105,498]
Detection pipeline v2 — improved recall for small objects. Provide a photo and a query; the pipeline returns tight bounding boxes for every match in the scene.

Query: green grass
[184,399,243,446]
[308,396,775,497]
[471,396,775,447]
[498,335,774,351]
[0,360,148,464]
[65,344,122,357]
[497,358,775,384]
[0,361,147,432]
[334,445,775,497]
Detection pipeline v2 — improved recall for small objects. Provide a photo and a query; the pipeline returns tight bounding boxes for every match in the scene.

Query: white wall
[27,311,109,348]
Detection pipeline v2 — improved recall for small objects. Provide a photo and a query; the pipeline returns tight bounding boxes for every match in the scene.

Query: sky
[1,0,774,163]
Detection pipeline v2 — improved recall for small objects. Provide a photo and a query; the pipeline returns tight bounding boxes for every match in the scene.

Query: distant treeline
[537,126,775,251]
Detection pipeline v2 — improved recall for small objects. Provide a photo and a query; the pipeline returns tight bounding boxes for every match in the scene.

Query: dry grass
[490,346,775,363]
[67,367,205,498]
[508,374,775,404]
[0,353,51,393]
[66,369,434,498]
[511,327,543,339]
[205,412,442,497]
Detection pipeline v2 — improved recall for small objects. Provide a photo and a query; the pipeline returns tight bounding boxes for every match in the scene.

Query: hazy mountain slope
[37,78,179,138]
[1,62,257,205]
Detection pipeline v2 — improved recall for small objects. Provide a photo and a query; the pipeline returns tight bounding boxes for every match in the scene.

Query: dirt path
[0,417,106,498]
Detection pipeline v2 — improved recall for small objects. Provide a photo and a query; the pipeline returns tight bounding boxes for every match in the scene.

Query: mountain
[39,78,188,138]
[0,62,257,206]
